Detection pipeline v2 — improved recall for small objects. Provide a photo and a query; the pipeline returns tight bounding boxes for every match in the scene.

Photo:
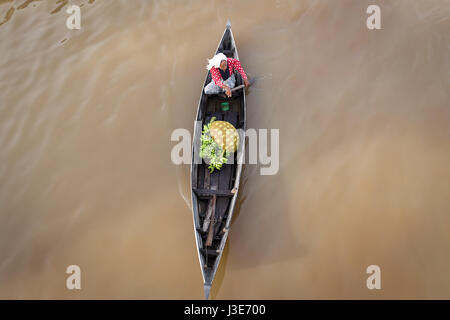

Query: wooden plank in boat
[193,188,235,198]
[200,248,220,257]
[202,195,216,232]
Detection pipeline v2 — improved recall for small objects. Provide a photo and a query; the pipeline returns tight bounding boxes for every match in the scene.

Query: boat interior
[192,28,246,270]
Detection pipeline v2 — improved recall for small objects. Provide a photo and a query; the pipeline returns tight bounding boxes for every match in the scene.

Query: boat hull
[190,22,246,299]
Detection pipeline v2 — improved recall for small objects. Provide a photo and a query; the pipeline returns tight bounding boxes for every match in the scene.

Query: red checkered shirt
[210,58,248,88]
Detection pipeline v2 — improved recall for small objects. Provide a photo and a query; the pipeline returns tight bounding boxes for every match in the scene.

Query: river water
[0,0,449,299]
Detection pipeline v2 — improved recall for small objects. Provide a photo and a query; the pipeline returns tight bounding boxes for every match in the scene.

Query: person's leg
[223,74,236,89]
[204,74,236,95]
[204,80,223,95]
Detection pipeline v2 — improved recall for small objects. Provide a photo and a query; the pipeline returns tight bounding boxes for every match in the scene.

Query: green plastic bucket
[221,102,229,111]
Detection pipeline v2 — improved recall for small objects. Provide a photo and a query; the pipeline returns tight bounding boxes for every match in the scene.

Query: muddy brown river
[0,0,449,299]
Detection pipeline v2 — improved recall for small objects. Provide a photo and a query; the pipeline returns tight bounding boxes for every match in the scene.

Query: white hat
[206,53,227,70]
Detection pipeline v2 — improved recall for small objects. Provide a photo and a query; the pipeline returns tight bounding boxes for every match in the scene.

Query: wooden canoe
[190,21,246,300]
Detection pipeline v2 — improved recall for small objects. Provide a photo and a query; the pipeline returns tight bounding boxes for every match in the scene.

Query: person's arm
[229,58,248,81]
[211,67,231,96]
[211,68,225,88]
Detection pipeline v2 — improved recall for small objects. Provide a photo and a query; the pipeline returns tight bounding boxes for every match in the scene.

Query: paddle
[230,77,256,92]
[219,78,256,98]
[218,77,256,99]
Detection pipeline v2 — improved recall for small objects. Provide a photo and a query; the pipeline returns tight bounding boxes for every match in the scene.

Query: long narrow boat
[190,21,246,300]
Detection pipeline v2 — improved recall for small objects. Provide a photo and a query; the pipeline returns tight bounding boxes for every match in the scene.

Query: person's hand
[244,78,250,88]
[224,86,232,98]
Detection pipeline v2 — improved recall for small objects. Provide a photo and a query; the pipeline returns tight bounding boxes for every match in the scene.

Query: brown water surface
[0,0,449,298]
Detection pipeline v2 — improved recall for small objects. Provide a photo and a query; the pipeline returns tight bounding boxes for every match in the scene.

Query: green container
[221,102,229,111]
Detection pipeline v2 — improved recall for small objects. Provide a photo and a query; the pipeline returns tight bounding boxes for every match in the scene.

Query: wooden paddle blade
[230,77,256,93]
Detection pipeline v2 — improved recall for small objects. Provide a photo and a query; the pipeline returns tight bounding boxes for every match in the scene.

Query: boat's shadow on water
[225,161,306,270]
[210,162,306,298]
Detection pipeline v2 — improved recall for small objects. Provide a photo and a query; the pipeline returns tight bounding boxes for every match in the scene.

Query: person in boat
[204,52,249,97]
